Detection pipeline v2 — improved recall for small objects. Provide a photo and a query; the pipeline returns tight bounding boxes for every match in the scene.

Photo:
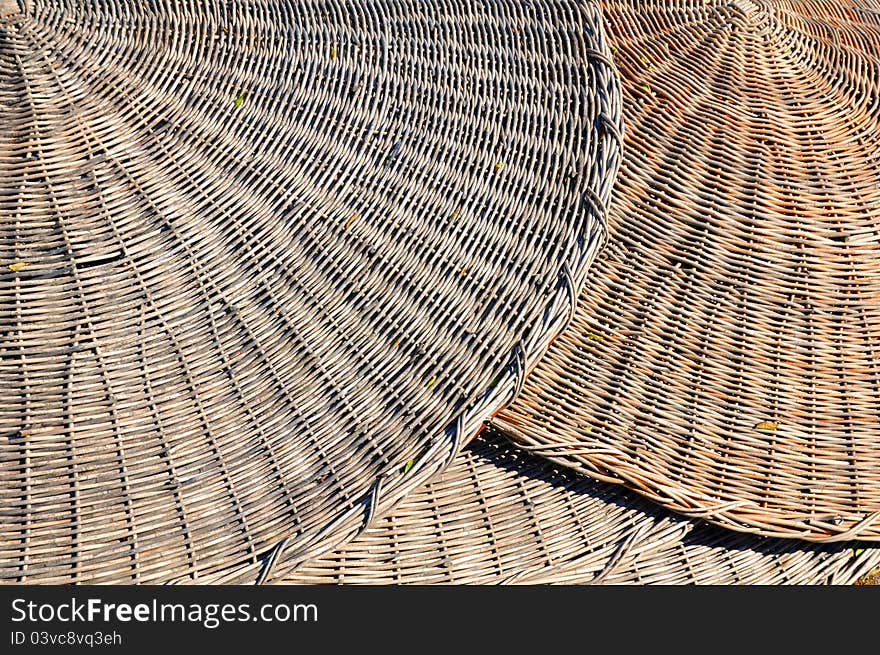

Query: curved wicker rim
[184,429,880,585]
[0,0,621,582]
[495,0,880,541]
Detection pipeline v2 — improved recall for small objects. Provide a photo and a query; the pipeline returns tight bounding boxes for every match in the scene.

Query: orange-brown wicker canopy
[0,0,621,583]
[494,0,880,541]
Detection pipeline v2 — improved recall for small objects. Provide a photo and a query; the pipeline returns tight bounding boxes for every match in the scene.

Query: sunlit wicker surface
[0,0,621,583]
[188,429,880,585]
[495,0,880,541]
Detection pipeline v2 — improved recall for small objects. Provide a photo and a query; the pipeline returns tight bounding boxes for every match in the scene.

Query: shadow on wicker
[189,428,880,585]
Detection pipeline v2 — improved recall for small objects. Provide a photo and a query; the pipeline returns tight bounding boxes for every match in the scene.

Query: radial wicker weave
[0,0,622,583]
[493,0,880,541]
[184,429,880,585]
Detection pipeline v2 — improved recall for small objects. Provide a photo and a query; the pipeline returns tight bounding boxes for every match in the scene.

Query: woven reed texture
[188,429,880,585]
[494,0,880,541]
[0,0,622,583]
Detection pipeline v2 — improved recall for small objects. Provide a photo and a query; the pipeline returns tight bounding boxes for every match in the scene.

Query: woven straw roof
[0,0,620,582]
[494,0,880,541]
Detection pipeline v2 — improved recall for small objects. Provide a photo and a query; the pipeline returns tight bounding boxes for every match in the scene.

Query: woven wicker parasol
[493,0,880,541]
[183,428,880,585]
[0,0,621,582]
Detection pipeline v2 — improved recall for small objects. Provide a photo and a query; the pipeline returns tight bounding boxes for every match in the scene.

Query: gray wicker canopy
[494,0,880,541]
[0,0,621,583]
[186,429,880,585]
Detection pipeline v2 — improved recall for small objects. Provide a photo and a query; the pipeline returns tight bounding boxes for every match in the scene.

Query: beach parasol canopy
[0,0,621,582]
[493,0,880,541]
